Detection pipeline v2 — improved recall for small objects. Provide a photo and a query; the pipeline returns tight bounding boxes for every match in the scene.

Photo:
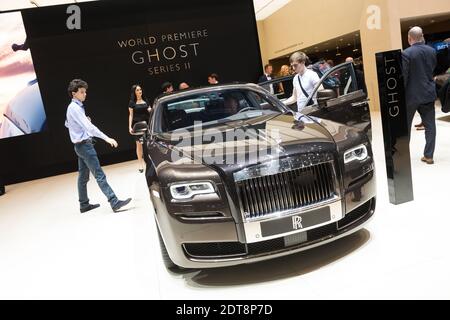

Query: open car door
[259,62,371,139]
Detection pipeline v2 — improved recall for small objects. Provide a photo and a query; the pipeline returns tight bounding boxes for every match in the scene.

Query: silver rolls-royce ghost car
[141,62,375,270]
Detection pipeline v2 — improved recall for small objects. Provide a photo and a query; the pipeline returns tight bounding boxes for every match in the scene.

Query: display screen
[0,11,46,140]
[0,0,262,185]
[429,41,449,52]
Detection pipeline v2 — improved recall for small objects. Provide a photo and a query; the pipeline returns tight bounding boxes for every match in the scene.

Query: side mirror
[131,121,148,136]
[317,89,337,108]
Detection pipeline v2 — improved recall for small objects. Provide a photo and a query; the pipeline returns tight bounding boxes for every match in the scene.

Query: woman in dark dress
[277,64,294,99]
[128,84,151,172]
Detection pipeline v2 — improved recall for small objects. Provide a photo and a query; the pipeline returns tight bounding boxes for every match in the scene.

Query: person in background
[128,84,151,173]
[179,82,190,90]
[258,64,274,94]
[327,59,335,68]
[277,64,293,98]
[207,73,219,85]
[223,95,239,115]
[161,82,174,94]
[284,51,322,116]
[402,26,437,165]
[416,38,450,130]
[345,56,367,94]
[345,57,354,63]
[65,79,132,213]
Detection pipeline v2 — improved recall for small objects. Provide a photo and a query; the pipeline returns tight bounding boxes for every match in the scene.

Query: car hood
[156,114,340,180]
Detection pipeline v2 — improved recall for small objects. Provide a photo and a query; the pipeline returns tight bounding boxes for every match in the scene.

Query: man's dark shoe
[80,203,100,213]
[112,198,132,212]
[421,156,434,165]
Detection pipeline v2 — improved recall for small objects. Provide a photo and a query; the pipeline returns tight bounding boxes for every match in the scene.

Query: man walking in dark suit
[403,26,437,164]
[258,64,275,94]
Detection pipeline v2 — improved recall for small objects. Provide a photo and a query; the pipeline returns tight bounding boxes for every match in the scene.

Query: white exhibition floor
[1,108,450,300]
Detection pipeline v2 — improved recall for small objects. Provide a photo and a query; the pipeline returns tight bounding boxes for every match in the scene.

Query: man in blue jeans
[65,79,131,213]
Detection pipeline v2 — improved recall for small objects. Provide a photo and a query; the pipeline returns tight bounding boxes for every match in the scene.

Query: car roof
[153,83,266,105]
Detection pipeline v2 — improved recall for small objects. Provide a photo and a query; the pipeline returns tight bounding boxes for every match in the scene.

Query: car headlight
[169,182,216,200]
[344,145,368,164]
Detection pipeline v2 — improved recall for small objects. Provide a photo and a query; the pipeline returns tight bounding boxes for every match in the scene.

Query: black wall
[0,0,262,184]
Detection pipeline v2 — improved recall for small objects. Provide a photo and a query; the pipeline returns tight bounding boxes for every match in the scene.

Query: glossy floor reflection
[1,107,450,299]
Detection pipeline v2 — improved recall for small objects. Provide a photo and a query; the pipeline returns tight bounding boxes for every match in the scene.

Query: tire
[157,227,182,272]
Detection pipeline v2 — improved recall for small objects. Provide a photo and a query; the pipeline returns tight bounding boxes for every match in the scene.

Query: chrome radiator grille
[235,161,337,220]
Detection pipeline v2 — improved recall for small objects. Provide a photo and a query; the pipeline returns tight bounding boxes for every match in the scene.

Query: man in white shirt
[66,79,132,213]
[284,52,321,116]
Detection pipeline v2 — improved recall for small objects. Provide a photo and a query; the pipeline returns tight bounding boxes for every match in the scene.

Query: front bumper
[153,192,376,269]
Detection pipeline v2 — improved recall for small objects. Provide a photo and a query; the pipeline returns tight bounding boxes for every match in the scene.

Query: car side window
[246,91,273,110]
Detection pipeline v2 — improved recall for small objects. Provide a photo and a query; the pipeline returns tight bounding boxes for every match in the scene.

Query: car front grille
[235,161,337,220]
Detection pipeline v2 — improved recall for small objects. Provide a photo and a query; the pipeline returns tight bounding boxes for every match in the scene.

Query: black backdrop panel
[0,0,262,184]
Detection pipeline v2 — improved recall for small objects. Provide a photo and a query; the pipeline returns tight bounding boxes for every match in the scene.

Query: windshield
[157,89,284,133]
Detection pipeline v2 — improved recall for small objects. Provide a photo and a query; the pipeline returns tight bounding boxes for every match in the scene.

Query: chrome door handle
[351,99,370,107]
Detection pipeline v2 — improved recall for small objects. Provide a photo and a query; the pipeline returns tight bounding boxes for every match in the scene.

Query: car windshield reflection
[159,89,284,133]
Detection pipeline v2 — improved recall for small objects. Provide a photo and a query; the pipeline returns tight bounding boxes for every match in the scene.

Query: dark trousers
[74,140,119,209]
[407,101,436,159]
